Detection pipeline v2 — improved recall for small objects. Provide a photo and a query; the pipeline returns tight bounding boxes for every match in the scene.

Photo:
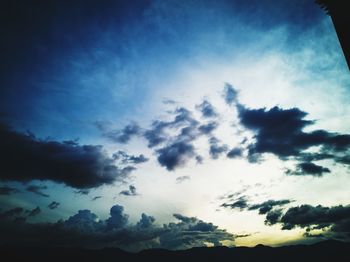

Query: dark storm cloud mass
[48,201,60,210]
[26,185,49,198]
[196,100,218,118]
[0,186,19,195]
[120,185,138,196]
[0,125,137,189]
[263,204,350,240]
[0,204,233,251]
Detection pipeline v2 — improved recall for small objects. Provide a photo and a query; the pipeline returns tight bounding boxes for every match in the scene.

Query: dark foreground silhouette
[316,0,350,70]
[1,240,349,262]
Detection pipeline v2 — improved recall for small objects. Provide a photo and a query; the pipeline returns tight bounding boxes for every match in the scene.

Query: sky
[1,0,350,251]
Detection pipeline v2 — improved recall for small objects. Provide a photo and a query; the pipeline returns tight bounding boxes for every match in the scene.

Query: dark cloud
[237,104,350,167]
[209,137,228,159]
[195,155,204,164]
[286,162,331,177]
[176,176,190,183]
[263,204,350,240]
[137,213,155,228]
[198,121,219,135]
[0,207,24,220]
[227,148,243,159]
[27,206,41,217]
[265,209,283,225]
[92,196,102,201]
[113,151,149,164]
[196,100,218,118]
[120,185,138,196]
[0,186,19,195]
[0,204,234,251]
[0,125,136,189]
[26,185,49,198]
[248,199,292,214]
[102,123,141,144]
[143,107,199,148]
[221,196,248,210]
[106,205,129,230]
[157,142,195,171]
[75,189,90,195]
[48,201,60,210]
[223,83,238,106]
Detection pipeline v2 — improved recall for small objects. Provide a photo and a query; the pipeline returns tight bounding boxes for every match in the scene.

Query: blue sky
[1,0,350,251]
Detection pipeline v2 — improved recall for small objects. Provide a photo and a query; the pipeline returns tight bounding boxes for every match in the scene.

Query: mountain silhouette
[2,240,349,262]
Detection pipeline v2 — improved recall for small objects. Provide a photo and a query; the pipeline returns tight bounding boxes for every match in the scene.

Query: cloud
[223,83,238,106]
[0,204,234,251]
[221,196,248,210]
[26,185,49,198]
[221,196,292,215]
[106,205,129,230]
[0,206,41,223]
[209,137,228,159]
[0,125,137,189]
[137,213,155,228]
[237,104,350,165]
[176,176,190,183]
[48,201,60,210]
[263,204,350,240]
[264,209,283,225]
[92,196,102,201]
[248,199,292,214]
[27,207,41,217]
[198,121,219,135]
[227,148,243,159]
[196,100,218,118]
[0,186,19,195]
[157,142,195,171]
[101,123,141,144]
[120,185,138,196]
[112,151,149,164]
[286,162,331,177]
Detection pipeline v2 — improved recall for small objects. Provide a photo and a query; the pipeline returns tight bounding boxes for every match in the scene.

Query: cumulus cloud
[0,204,234,251]
[198,121,219,135]
[0,125,137,189]
[48,201,60,210]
